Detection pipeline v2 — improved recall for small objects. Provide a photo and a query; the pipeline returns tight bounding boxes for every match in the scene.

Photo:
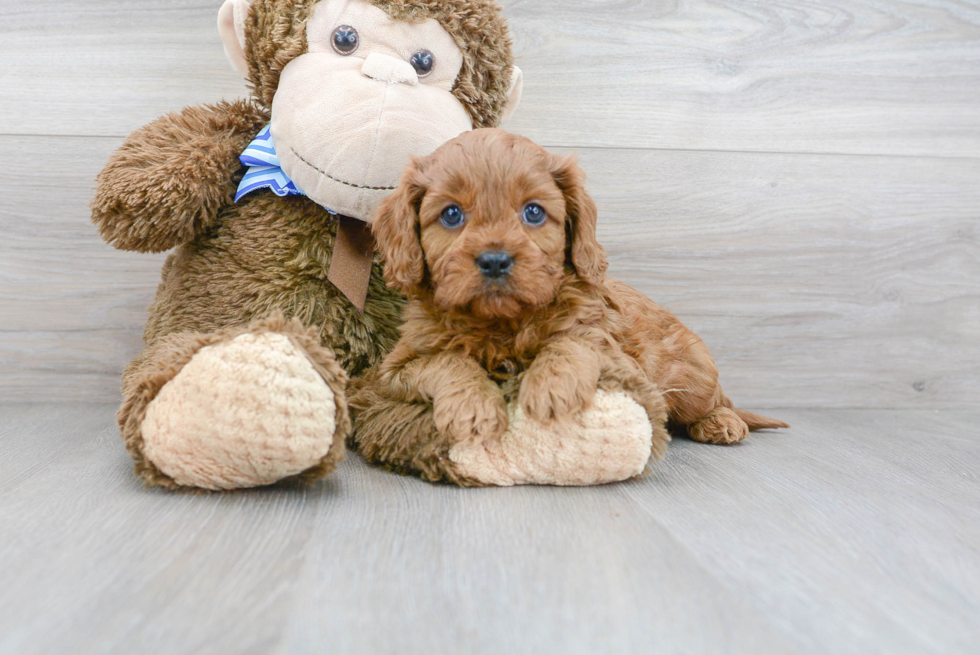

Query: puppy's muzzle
[475,251,514,281]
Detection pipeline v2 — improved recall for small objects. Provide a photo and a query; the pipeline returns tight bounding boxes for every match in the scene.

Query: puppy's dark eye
[410,50,435,77]
[440,204,465,228]
[331,26,359,55]
[522,203,547,226]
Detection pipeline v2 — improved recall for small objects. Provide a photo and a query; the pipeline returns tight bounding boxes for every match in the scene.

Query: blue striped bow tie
[236,125,336,216]
[234,124,372,312]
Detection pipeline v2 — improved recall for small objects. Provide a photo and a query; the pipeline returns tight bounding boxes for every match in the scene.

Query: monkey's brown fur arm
[91,99,269,252]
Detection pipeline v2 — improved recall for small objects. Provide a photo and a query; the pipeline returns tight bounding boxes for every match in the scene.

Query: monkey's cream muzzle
[268,0,474,222]
[271,54,472,221]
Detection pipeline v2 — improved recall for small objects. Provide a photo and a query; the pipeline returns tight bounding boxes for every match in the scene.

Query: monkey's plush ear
[499,67,524,125]
[218,0,251,77]
[372,163,428,297]
[551,154,608,285]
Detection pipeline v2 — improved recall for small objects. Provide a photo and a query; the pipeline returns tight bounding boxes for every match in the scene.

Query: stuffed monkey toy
[91,0,520,490]
[93,0,657,491]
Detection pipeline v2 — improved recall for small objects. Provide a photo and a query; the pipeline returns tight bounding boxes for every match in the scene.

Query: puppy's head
[373,129,607,319]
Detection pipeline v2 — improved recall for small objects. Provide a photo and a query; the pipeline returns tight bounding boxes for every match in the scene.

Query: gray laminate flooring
[1,404,977,655]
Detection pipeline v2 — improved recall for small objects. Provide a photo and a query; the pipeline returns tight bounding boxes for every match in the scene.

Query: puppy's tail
[734,408,790,431]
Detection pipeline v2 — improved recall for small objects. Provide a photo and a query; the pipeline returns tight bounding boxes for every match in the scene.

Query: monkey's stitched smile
[291,148,397,191]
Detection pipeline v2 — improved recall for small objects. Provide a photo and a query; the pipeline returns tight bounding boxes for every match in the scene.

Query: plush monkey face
[273,0,472,219]
[219,0,523,222]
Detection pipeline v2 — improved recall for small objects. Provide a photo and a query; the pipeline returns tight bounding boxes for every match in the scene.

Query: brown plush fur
[244,0,516,128]
[92,99,269,254]
[92,0,517,489]
[92,100,404,373]
[351,130,788,484]
[92,101,404,489]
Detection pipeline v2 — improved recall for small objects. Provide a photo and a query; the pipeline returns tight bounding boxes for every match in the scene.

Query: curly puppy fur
[244,0,515,127]
[351,129,788,484]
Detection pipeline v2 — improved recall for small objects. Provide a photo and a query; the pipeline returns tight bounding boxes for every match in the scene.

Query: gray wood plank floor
[1,404,977,655]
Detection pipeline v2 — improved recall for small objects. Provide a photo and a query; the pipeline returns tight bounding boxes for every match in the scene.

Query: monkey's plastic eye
[410,50,435,77]
[331,25,359,55]
[440,205,464,228]
[522,203,547,226]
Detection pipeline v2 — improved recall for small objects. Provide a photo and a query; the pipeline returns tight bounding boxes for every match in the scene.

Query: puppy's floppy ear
[372,159,427,296]
[550,154,608,285]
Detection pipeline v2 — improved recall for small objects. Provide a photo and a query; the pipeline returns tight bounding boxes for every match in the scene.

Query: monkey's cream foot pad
[141,332,337,490]
[449,390,664,486]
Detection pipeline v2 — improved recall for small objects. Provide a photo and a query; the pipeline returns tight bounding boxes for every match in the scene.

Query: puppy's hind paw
[688,407,750,445]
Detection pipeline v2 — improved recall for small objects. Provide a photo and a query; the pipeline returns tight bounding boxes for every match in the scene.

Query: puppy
[356,129,786,482]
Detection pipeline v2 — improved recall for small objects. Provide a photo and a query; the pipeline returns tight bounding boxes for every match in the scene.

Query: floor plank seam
[4,133,980,164]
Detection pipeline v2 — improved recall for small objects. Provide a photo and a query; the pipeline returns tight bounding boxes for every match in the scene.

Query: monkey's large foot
[120,314,349,491]
[448,391,668,486]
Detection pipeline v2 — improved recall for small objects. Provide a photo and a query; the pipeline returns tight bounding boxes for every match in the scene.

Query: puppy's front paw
[519,366,597,423]
[434,386,509,442]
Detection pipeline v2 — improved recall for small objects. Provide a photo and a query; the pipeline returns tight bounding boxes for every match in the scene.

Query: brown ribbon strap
[328,214,375,312]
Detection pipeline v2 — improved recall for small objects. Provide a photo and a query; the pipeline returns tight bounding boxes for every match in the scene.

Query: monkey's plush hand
[451,347,671,487]
[518,338,600,423]
[449,389,667,487]
[91,100,267,253]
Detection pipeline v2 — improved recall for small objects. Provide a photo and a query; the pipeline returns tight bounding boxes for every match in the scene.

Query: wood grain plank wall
[1,0,978,407]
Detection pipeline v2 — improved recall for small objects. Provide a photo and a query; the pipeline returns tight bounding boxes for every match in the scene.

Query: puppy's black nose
[476,251,514,280]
